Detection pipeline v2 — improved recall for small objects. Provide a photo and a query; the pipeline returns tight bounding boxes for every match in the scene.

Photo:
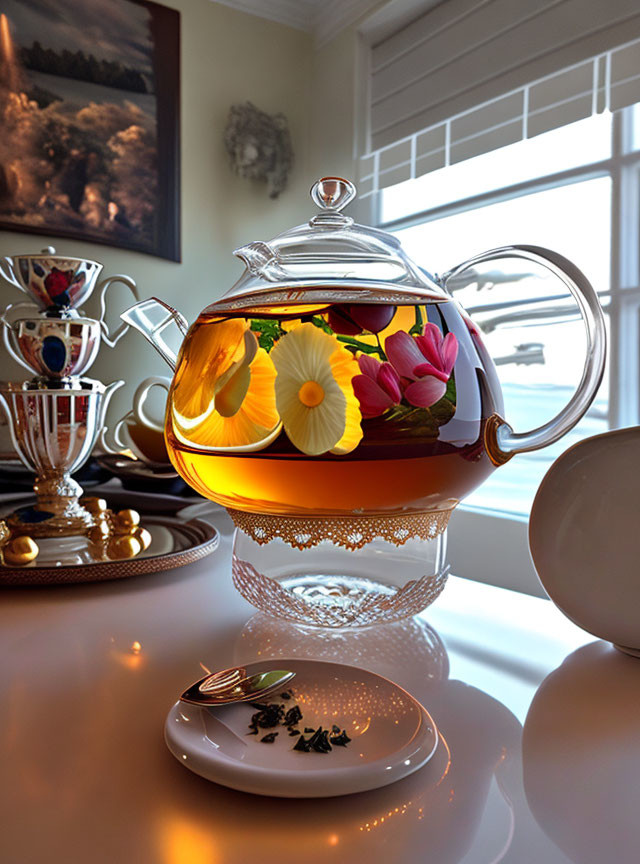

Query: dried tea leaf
[284,706,302,727]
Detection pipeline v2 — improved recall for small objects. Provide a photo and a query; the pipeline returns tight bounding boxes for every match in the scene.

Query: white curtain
[360,0,640,196]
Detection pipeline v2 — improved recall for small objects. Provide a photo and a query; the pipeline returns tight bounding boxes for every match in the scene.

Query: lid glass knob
[310,177,356,212]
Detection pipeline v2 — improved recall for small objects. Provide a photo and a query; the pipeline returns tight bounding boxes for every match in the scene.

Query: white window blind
[360,0,640,197]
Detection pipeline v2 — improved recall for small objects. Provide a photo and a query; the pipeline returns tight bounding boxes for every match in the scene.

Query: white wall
[0,0,313,425]
[0,1,397,428]
[309,26,359,180]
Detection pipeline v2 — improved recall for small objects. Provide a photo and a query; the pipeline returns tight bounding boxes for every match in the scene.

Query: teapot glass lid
[204,177,445,315]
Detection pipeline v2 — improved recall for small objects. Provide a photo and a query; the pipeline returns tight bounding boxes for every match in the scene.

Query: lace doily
[227,508,452,551]
[232,555,450,627]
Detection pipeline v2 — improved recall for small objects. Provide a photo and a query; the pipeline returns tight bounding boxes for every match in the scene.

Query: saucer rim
[165,657,439,798]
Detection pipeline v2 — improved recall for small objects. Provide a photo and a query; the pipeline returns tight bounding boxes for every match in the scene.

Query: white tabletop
[1,504,638,864]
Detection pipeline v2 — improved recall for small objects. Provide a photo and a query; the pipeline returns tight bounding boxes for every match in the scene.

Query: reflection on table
[524,641,640,864]
[0,506,633,863]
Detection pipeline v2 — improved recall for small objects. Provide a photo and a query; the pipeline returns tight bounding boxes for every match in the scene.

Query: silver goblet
[0,378,123,536]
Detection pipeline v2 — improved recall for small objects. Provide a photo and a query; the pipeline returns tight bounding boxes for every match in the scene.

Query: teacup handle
[97,274,139,347]
[1,301,41,373]
[132,376,171,434]
[100,412,133,454]
[0,256,22,291]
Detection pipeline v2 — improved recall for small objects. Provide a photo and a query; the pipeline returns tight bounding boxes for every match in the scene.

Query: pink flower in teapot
[353,322,459,417]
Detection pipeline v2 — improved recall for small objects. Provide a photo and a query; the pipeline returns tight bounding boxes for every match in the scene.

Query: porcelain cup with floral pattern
[0,245,139,347]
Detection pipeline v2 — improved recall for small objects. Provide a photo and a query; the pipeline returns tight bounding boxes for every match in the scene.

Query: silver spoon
[180,665,295,707]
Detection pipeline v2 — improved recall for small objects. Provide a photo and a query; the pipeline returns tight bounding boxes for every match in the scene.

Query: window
[376,106,640,593]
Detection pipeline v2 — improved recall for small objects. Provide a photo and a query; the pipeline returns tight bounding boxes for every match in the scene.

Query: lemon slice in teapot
[170,319,281,452]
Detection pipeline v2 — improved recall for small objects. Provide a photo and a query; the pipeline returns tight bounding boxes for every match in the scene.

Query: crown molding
[209,0,383,45]
[357,0,444,44]
[210,0,314,33]
[313,0,384,48]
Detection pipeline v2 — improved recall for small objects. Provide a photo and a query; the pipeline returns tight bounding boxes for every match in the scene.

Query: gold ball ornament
[115,509,141,533]
[0,520,10,546]
[3,535,39,566]
[108,535,143,560]
[81,497,109,515]
[133,526,152,550]
[87,522,111,544]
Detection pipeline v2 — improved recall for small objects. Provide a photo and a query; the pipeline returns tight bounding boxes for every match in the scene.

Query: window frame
[375,105,640,595]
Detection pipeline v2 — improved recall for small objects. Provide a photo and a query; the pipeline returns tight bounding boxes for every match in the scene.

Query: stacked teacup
[0,246,137,553]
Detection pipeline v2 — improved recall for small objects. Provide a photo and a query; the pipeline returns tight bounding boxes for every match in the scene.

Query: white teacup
[102,376,171,466]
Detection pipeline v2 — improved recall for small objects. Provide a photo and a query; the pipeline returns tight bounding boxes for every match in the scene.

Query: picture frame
[0,0,181,261]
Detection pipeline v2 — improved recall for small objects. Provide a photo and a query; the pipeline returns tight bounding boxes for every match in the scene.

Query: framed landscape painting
[0,0,180,261]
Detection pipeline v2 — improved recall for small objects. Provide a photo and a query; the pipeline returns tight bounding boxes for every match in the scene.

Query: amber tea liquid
[165,302,503,516]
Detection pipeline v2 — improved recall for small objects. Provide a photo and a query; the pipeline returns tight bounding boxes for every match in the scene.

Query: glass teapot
[123,177,606,626]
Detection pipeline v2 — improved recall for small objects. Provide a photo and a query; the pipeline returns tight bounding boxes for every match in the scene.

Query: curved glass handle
[98,382,126,453]
[441,245,606,459]
[97,274,139,347]
[100,413,133,455]
[132,376,171,434]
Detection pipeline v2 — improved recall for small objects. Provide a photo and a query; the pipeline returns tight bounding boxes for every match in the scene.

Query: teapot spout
[120,298,188,372]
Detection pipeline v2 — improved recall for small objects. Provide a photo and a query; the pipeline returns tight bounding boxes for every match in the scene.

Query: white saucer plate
[165,658,438,797]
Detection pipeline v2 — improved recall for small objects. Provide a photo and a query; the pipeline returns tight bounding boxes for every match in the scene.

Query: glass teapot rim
[200,282,446,318]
